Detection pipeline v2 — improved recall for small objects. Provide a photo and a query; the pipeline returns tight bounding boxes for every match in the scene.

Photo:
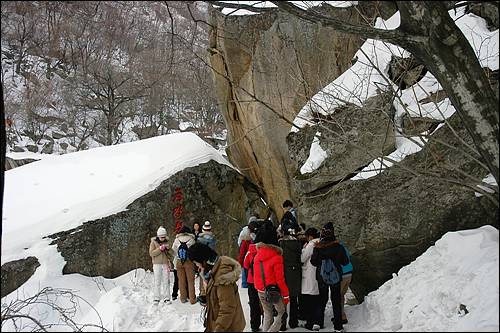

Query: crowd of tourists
[149,200,352,332]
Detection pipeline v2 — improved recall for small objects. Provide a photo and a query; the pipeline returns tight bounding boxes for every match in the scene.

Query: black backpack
[178,240,188,263]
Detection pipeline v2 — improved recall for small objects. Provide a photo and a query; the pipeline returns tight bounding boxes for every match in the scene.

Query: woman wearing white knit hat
[149,226,173,305]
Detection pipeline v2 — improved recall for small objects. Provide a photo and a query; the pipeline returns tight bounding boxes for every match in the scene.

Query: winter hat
[254,226,279,246]
[157,226,167,237]
[248,220,259,232]
[188,242,217,264]
[202,220,212,231]
[248,216,258,224]
[323,222,334,231]
[321,222,335,238]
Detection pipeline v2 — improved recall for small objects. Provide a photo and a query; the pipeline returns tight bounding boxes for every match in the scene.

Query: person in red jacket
[252,225,289,332]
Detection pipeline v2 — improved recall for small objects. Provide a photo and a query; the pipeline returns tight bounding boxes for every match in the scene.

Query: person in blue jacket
[339,240,353,324]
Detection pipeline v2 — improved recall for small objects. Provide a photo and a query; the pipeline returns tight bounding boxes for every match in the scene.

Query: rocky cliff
[208,3,394,216]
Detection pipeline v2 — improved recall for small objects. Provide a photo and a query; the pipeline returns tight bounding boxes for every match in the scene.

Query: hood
[240,227,253,241]
[256,242,283,260]
[248,243,257,253]
[176,233,194,242]
[212,256,242,286]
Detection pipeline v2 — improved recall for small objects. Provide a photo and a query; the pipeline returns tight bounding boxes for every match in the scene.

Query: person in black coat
[279,226,302,329]
[311,222,348,332]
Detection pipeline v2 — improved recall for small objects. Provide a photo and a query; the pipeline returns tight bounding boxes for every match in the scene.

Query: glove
[160,244,166,252]
[283,296,289,305]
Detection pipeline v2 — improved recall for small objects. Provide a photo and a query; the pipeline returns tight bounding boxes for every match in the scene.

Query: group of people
[149,200,353,333]
[149,220,216,305]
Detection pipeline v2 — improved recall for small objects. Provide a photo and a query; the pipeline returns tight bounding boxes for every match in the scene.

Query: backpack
[320,258,341,285]
[178,240,189,263]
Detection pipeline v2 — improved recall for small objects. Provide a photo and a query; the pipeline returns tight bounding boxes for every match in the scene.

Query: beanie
[157,226,167,237]
[323,222,334,231]
[202,220,212,231]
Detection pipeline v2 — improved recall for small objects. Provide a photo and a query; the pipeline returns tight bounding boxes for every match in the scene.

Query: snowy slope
[2,132,232,263]
[346,225,499,332]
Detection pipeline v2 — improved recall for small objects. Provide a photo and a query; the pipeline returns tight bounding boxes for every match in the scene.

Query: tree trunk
[397,1,499,183]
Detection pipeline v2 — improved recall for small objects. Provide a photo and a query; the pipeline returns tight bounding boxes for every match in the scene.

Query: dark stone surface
[47,160,264,278]
[293,112,498,301]
[1,256,40,297]
[5,157,39,171]
[387,55,427,90]
[287,93,396,194]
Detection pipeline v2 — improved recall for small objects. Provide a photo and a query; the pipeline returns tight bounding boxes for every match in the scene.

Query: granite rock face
[208,3,394,216]
[292,113,498,300]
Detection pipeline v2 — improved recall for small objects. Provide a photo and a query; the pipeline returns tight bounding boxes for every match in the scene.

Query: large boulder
[288,93,396,194]
[1,257,40,297]
[208,2,396,216]
[47,160,264,278]
[293,113,498,300]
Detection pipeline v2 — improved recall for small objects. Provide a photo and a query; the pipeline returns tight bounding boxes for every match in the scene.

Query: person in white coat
[300,228,321,331]
[149,226,174,305]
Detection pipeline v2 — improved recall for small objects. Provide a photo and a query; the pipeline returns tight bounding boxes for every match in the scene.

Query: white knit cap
[157,226,167,237]
[202,220,211,231]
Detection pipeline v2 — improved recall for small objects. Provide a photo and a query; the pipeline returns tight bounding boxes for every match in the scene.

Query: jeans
[258,292,286,332]
[319,282,343,330]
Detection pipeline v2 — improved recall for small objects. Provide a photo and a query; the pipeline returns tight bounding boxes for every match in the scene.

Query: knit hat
[254,225,279,246]
[323,222,334,231]
[321,222,335,238]
[157,226,167,237]
[248,220,259,232]
[248,216,258,224]
[188,242,217,264]
[202,220,212,231]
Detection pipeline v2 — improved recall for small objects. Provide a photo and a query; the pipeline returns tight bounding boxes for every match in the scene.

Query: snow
[291,11,403,133]
[300,132,328,174]
[6,151,54,161]
[215,1,358,16]
[475,173,498,197]
[2,132,233,264]
[345,225,499,332]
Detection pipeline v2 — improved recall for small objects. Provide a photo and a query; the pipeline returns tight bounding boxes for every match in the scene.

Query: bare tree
[270,1,499,185]
[1,287,108,332]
